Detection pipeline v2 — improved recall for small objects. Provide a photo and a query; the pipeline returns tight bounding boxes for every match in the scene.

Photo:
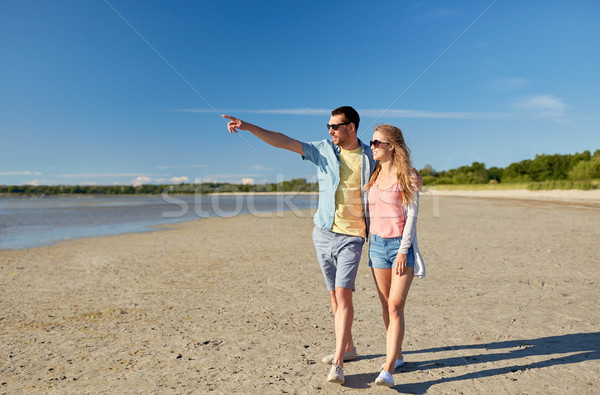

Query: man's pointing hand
[222,114,248,134]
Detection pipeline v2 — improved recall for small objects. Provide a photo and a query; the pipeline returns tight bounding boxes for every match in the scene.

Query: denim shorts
[312,226,365,291]
[369,233,414,269]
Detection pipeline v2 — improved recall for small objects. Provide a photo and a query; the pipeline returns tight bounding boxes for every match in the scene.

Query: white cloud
[169,176,189,184]
[186,97,553,123]
[194,173,263,184]
[0,171,42,176]
[132,176,152,186]
[251,165,271,171]
[156,164,208,169]
[131,175,190,186]
[177,107,492,119]
[432,8,457,17]
[359,109,490,119]
[196,176,215,184]
[487,77,531,91]
[513,94,568,121]
[514,94,566,112]
[410,4,458,21]
[180,101,573,123]
[177,107,330,116]
[3,173,191,186]
[58,173,162,179]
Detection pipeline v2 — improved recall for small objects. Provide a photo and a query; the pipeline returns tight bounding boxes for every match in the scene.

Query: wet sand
[1,192,599,393]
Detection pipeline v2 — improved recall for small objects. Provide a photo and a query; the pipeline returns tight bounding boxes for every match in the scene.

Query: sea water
[0,194,318,250]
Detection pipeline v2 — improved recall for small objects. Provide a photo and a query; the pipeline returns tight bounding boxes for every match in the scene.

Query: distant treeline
[0,178,319,196]
[420,149,600,189]
[2,150,599,195]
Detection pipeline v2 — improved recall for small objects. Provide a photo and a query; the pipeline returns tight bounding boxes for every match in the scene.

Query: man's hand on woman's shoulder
[411,168,423,191]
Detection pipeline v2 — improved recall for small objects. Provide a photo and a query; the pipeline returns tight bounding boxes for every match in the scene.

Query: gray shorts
[312,226,365,291]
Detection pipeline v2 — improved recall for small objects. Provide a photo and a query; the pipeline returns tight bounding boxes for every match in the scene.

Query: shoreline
[0,191,320,198]
[3,188,600,202]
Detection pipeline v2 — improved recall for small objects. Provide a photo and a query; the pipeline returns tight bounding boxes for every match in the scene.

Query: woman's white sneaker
[375,369,394,387]
[381,357,404,371]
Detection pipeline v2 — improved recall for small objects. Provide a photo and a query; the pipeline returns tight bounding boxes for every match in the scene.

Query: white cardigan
[399,192,426,279]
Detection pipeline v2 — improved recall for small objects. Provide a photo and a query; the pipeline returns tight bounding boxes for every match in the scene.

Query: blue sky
[1,0,599,186]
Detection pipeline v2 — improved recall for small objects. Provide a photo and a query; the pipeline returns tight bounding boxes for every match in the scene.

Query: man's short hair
[332,106,360,132]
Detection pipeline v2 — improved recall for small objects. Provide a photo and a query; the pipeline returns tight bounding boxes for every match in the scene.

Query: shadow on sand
[343,332,599,393]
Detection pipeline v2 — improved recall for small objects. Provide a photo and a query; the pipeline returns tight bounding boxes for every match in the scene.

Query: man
[223,106,374,384]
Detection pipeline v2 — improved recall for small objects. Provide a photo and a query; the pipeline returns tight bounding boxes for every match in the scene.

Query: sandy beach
[428,188,600,205]
[1,191,599,393]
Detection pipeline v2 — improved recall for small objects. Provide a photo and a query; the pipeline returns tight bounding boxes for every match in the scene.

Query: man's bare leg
[329,290,355,354]
[332,287,354,366]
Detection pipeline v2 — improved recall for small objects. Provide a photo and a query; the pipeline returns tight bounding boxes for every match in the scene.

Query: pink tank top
[368,183,406,238]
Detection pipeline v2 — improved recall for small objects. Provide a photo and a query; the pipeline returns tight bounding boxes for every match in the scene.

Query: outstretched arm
[222,114,304,156]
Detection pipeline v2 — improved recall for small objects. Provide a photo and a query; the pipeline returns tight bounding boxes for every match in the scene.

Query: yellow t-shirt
[331,146,366,237]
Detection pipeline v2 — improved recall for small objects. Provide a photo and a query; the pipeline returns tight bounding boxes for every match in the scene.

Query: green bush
[569,156,600,180]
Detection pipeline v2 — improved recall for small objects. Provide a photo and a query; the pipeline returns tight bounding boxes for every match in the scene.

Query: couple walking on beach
[223,106,425,387]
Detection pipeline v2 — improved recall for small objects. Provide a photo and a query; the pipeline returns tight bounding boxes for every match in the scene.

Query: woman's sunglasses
[370,140,391,148]
[326,122,350,131]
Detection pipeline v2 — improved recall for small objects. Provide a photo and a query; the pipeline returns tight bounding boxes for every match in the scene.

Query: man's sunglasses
[370,140,391,148]
[327,122,351,131]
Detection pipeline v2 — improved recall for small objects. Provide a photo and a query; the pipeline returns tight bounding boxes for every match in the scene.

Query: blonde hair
[366,124,415,205]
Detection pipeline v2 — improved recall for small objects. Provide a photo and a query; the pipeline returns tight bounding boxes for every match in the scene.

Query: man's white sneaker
[327,363,345,384]
[375,369,394,387]
[322,348,357,364]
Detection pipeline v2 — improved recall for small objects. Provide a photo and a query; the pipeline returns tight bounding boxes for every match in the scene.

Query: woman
[367,124,425,387]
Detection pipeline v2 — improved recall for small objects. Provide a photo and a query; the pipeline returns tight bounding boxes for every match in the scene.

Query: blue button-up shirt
[301,138,376,237]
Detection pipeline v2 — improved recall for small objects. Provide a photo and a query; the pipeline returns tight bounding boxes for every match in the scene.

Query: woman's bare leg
[382,266,413,373]
[371,268,392,330]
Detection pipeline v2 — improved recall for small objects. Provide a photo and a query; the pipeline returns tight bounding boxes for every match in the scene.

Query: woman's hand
[395,253,408,276]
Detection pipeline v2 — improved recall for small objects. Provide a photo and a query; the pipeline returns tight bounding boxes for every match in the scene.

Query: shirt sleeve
[300,140,322,164]
[398,191,419,254]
